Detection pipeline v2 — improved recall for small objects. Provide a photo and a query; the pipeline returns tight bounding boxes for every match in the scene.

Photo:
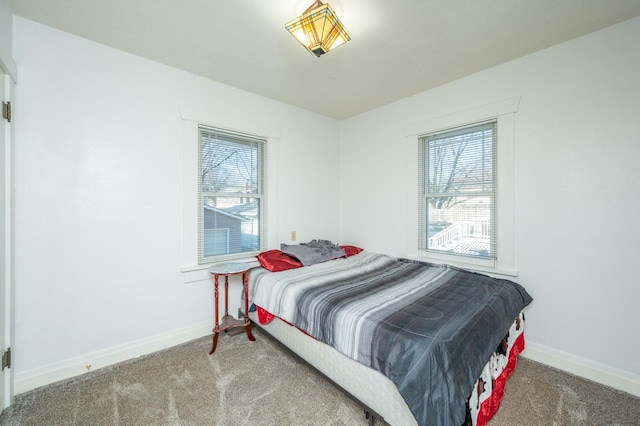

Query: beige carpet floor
[1,327,639,425]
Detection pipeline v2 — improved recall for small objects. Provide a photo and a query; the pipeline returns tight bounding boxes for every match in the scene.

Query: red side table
[208,262,256,354]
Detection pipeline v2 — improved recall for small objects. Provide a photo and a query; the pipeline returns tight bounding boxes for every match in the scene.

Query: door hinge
[2,101,11,122]
[2,348,10,370]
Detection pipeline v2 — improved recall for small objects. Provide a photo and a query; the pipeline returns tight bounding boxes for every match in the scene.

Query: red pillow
[341,245,364,257]
[257,250,303,272]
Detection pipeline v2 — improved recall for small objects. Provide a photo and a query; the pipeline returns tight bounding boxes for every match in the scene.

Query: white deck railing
[428,220,491,254]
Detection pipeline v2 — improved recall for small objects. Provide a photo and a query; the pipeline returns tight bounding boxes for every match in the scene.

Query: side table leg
[210,274,220,355]
[243,271,256,342]
[209,332,220,355]
[245,324,256,342]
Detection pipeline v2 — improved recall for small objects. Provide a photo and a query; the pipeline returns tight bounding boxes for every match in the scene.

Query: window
[419,121,497,260]
[405,97,518,274]
[198,125,267,263]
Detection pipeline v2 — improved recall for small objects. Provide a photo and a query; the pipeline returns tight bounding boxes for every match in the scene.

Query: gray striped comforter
[249,251,533,426]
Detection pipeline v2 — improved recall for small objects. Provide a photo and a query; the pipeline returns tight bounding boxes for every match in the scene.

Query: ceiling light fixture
[285,0,351,57]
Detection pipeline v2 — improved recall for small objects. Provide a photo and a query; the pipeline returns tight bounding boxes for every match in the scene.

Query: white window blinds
[419,120,497,259]
[198,125,267,263]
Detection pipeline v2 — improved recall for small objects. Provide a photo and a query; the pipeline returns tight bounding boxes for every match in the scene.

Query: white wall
[0,0,17,79]
[12,16,341,392]
[340,17,640,395]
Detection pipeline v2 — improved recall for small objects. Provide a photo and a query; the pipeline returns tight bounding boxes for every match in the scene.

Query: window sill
[408,254,518,278]
[181,258,261,283]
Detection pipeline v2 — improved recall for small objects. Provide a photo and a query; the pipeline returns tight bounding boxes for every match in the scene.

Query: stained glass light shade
[286,0,351,57]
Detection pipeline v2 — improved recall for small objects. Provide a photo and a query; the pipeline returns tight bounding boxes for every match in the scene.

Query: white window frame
[419,120,498,262]
[404,98,520,276]
[179,105,280,282]
[198,125,266,263]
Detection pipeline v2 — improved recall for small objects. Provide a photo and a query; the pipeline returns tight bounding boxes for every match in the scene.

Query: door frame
[1,68,15,413]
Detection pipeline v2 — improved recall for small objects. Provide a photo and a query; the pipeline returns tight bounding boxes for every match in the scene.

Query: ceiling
[9,0,640,120]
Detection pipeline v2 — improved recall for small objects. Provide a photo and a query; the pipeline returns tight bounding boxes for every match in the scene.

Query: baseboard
[15,328,640,399]
[14,321,213,395]
[522,342,640,397]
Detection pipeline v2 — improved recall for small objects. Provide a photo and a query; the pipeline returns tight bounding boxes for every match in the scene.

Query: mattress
[247,251,531,424]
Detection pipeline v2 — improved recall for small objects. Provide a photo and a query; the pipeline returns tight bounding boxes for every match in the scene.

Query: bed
[247,248,532,426]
